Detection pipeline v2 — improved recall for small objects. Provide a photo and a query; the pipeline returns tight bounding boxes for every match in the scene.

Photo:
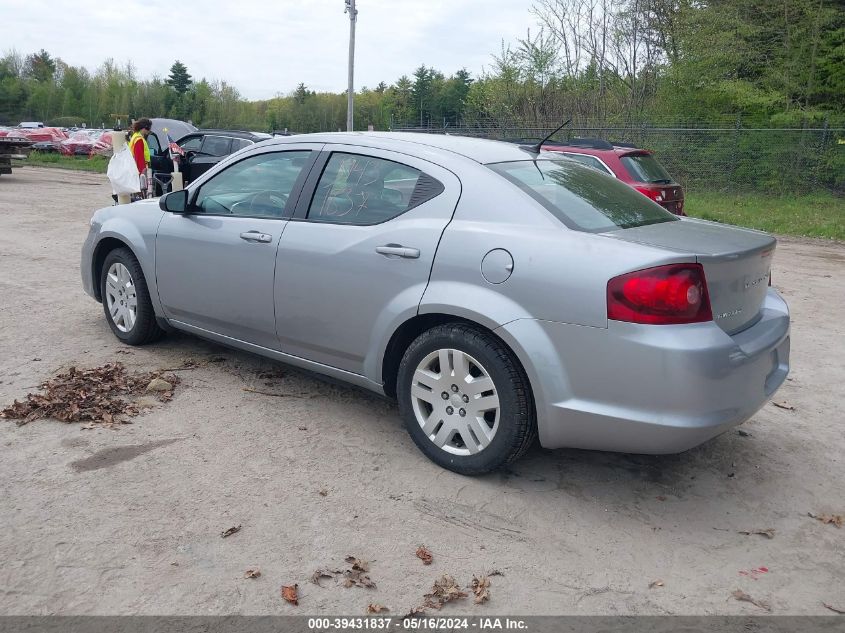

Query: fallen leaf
[738,566,769,580]
[772,401,795,411]
[298,425,308,430]
[487,569,505,577]
[311,569,342,586]
[732,589,771,612]
[823,603,845,614]
[471,575,491,604]
[244,568,261,579]
[345,556,370,572]
[319,489,328,497]
[221,525,242,538]
[424,575,468,609]
[739,529,775,539]
[649,580,664,589]
[808,513,843,528]
[416,546,433,565]
[281,584,299,606]
[367,604,389,614]
[401,606,427,620]
[737,429,752,437]
[655,495,667,502]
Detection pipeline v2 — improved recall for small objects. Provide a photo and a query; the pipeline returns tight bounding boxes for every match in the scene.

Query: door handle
[240,231,273,243]
[376,244,420,259]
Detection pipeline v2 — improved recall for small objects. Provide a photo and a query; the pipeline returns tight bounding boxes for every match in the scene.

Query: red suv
[542,138,685,216]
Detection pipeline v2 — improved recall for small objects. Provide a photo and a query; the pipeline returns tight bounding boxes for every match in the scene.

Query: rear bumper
[496,289,790,453]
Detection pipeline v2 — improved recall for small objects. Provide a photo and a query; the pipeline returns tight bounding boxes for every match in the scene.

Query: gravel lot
[0,167,843,616]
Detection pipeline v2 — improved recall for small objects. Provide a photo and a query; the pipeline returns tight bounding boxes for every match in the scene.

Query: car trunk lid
[605,219,775,334]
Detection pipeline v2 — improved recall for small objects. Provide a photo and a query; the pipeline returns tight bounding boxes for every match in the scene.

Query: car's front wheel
[100,247,164,345]
[397,323,536,474]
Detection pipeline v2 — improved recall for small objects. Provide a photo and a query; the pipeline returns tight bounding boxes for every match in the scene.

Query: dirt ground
[0,166,843,616]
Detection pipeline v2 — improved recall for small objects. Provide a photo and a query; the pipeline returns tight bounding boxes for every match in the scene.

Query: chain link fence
[391,121,845,195]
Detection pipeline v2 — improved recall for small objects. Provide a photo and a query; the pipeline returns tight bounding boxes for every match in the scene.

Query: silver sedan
[82,133,790,474]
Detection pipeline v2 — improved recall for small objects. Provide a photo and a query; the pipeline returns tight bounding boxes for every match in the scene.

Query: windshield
[489,159,677,232]
[620,153,673,184]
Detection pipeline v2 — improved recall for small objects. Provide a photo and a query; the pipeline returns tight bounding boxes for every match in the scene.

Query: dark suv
[541,138,685,215]
[151,129,272,193]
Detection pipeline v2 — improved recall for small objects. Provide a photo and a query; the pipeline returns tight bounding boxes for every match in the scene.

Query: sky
[2,0,537,100]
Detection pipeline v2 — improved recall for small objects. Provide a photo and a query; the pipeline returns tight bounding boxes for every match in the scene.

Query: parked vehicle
[17,121,45,129]
[523,138,686,215]
[81,133,790,474]
[59,129,109,156]
[150,129,271,193]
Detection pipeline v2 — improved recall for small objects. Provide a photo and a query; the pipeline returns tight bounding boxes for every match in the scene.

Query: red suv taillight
[607,263,712,325]
[634,185,663,202]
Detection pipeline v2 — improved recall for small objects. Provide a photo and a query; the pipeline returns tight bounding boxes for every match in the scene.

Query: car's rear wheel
[397,323,535,474]
[100,248,164,345]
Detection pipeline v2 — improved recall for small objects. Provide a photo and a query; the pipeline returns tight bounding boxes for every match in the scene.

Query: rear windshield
[620,153,673,184]
[489,159,677,232]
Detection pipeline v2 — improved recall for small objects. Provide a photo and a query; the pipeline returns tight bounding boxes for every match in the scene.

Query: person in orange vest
[128,118,152,200]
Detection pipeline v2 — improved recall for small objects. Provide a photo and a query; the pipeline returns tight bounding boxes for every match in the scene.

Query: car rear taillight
[634,185,663,202]
[607,263,712,325]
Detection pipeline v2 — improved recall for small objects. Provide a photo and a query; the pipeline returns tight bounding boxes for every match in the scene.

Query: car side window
[192,151,312,218]
[147,133,162,155]
[179,136,202,152]
[201,135,232,156]
[231,138,253,152]
[562,153,611,174]
[307,153,443,225]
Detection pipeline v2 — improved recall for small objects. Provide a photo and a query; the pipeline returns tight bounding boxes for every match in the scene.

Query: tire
[397,323,536,475]
[99,247,164,345]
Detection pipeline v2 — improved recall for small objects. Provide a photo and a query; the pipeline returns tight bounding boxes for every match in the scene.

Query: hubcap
[105,262,137,333]
[410,349,500,456]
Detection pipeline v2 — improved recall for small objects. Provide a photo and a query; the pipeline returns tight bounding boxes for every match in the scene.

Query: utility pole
[345,0,357,132]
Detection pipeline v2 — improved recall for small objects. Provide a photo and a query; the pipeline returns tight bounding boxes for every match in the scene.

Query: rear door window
[559,152,613,175]
[231,138,253,152]
[489,159,677,232]
[306,153,443,225]
[201,135,232,157]
[179,135,202,151]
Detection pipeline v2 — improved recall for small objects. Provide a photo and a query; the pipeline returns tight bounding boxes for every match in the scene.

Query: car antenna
[526,119,572,154]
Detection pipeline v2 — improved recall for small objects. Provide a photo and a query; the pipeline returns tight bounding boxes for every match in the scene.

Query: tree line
[1,0,842,132]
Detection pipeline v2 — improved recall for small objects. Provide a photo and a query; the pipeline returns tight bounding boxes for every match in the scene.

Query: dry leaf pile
[423,575,469,609]
[1,363,179,427]
[808,512,843,528]
[416,546,433,565]
[732,589,772,612]
[343,556,376,588]
[310,556,375,589]
[470,575,490,604]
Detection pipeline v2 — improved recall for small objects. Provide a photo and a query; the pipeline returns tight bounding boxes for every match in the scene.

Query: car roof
[543,142,652,158]
[263,132,543,164]
[192,129,271,140]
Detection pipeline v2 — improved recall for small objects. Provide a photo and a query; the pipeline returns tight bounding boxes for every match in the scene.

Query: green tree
[166,61,192,94]
[24,49,56,82]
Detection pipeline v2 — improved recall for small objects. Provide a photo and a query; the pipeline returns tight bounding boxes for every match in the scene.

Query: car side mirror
[160,189,189,213]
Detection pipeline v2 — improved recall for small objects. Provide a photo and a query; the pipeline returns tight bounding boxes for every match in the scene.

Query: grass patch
[24,151,108,174]
[685,191,844,241]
